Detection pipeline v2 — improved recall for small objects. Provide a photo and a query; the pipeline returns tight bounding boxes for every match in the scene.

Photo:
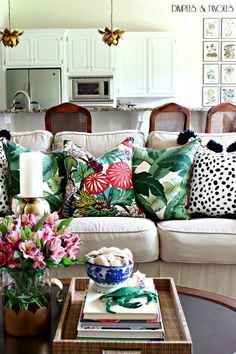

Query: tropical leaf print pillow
[62,137,143,218]
[3,141,66,213]
[132,139,201,221]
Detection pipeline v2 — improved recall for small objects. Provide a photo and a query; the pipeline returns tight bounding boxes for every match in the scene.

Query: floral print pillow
[62,138,142,218]
[132,139,201,221]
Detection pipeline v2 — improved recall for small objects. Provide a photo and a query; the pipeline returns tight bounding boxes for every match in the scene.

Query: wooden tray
[53,277,192,354]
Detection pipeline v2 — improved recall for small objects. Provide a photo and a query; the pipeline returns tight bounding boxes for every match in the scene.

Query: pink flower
[6,231,21,245]
[19,240,39,259]
[50,246,66,263]
[38,225,55,246]
[0,252,6,267]
[64,234,81,260]
[7,248,21,268]
[45,212,60,225]
[21,214,40,228]
[33,252,46,269]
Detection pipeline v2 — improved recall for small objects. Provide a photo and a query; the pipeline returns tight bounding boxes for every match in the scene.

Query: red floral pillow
[62,138,143,218]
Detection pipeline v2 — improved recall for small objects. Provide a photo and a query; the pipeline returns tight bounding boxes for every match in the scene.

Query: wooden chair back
[45,102,92,135]
[205,102,236,133]
[149,102,190,133]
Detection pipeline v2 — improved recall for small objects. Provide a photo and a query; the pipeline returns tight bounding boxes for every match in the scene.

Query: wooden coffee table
[0,279,235,354]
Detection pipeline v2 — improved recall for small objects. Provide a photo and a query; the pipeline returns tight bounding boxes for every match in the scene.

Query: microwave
[71,76,113,102]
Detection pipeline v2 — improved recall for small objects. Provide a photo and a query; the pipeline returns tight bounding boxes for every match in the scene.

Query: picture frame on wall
[221,86,236,104]
[202,86,219,106]
[203,64,219,84]
[203,41,219,61]
[203,18,220,39]
[222,18,236,39]
[221,64,236,84]
[221,41,236,61]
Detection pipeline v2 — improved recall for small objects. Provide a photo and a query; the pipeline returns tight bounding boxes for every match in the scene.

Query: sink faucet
[11,90,31,110]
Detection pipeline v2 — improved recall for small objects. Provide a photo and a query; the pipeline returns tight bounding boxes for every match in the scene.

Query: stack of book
[77,278,165,340]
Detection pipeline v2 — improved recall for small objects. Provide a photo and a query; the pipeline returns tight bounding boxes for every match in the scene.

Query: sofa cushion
[147,130,236,150]
[69,217,158,262]
[54,130,145,156]
[3,141,66,213]
[62,138,142,218]
[132,139,201,221]
[11,130,53,151]
[0,140,10,215]
[188,145,236,217]
[158,218,236,264]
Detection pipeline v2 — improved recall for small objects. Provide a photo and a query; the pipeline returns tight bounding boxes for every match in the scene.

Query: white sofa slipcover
[9,129,236,299]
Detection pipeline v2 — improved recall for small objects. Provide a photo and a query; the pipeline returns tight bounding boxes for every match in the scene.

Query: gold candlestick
[15,197,50,217]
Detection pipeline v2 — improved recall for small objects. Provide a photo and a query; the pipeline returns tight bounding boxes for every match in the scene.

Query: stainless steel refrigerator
[6,68,61,109]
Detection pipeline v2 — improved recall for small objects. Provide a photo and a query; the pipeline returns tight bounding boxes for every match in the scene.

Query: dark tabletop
[0,286,236,354]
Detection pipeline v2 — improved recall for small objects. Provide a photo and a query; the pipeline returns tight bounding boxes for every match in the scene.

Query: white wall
[0,0,232,109]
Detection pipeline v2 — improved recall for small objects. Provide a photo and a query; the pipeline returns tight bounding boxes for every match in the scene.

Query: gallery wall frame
[221,86,236,104]
[221,41,236,61]
[203,64,219,84]
[221,18,236,39]
[221,64,236,84]
[203,18,220,39]
[203,41,219,61]
[202,86,219,107]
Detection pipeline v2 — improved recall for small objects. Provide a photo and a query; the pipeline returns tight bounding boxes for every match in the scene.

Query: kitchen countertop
[0,106,208,113]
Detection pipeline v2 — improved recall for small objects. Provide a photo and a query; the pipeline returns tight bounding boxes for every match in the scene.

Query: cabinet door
[90,36,113,74]
[34,34,63,66]
[4,36,33,66]
[67,35,90,74]
[148,37,175,96]
[116,36,147,96]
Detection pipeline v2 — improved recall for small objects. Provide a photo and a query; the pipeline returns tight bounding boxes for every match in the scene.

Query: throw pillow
[187,145,236,217]
[62,137,142,218]
[133,139,201,221]
[0,139,10,215]
[3,141,66,213]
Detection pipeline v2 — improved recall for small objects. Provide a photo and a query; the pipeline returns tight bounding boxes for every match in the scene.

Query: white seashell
[93,255,110,266]
[110,258,123,266]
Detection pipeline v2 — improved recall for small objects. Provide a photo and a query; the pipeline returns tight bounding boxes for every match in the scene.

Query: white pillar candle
[20,152,43,198]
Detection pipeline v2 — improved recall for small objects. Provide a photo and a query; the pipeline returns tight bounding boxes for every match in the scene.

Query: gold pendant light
[98,0,125,46]
[0,0,23,47]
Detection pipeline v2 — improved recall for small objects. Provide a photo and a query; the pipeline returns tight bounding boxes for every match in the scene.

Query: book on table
[77,278,164,340]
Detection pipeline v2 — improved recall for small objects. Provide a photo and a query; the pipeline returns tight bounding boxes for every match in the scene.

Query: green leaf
[33,213,48,232]
[57,217,73,234]
[44,194,62,213]
[13,250,22,259]
[110,188,134,206]
[134,172,167,204]
[64,156,77,173]
[0,221,7,237]
[36,236,41,249]
[159,154,192,172]
[72,163,90,182]
[20,229,26,241]
[42,154,57,181]
[135,194,158,221]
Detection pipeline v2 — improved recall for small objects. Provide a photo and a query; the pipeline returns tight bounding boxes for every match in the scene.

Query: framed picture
[202,86,219,106]
[203,18,220,39]
[222,18,236,39]
[221,64,236,84]
[221,86,236,104]
[221,41,236,61]
[203,64,219,84]
[203,41,219,61]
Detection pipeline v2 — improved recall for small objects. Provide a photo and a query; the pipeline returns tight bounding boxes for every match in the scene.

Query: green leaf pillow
[3,141,66,213]
[62,137,143,218]
[133,139,201,221]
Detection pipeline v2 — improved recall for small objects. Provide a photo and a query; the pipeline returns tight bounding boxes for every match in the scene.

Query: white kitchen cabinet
[116,35,147,96]
[116,33,176,97]
[67,29,113,75]
[4,29,65,67]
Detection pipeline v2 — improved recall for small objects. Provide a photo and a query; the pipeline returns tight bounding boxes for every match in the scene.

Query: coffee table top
[0,280,235,354]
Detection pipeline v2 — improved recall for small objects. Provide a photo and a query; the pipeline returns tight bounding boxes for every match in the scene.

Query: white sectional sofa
[10,129,236,300]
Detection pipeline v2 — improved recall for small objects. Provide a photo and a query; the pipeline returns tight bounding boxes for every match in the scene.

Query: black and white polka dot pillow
[187,145,236,217]
[0,140,10,215]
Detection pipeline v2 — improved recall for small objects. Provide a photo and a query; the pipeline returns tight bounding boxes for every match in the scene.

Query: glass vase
[1,268,51,337]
